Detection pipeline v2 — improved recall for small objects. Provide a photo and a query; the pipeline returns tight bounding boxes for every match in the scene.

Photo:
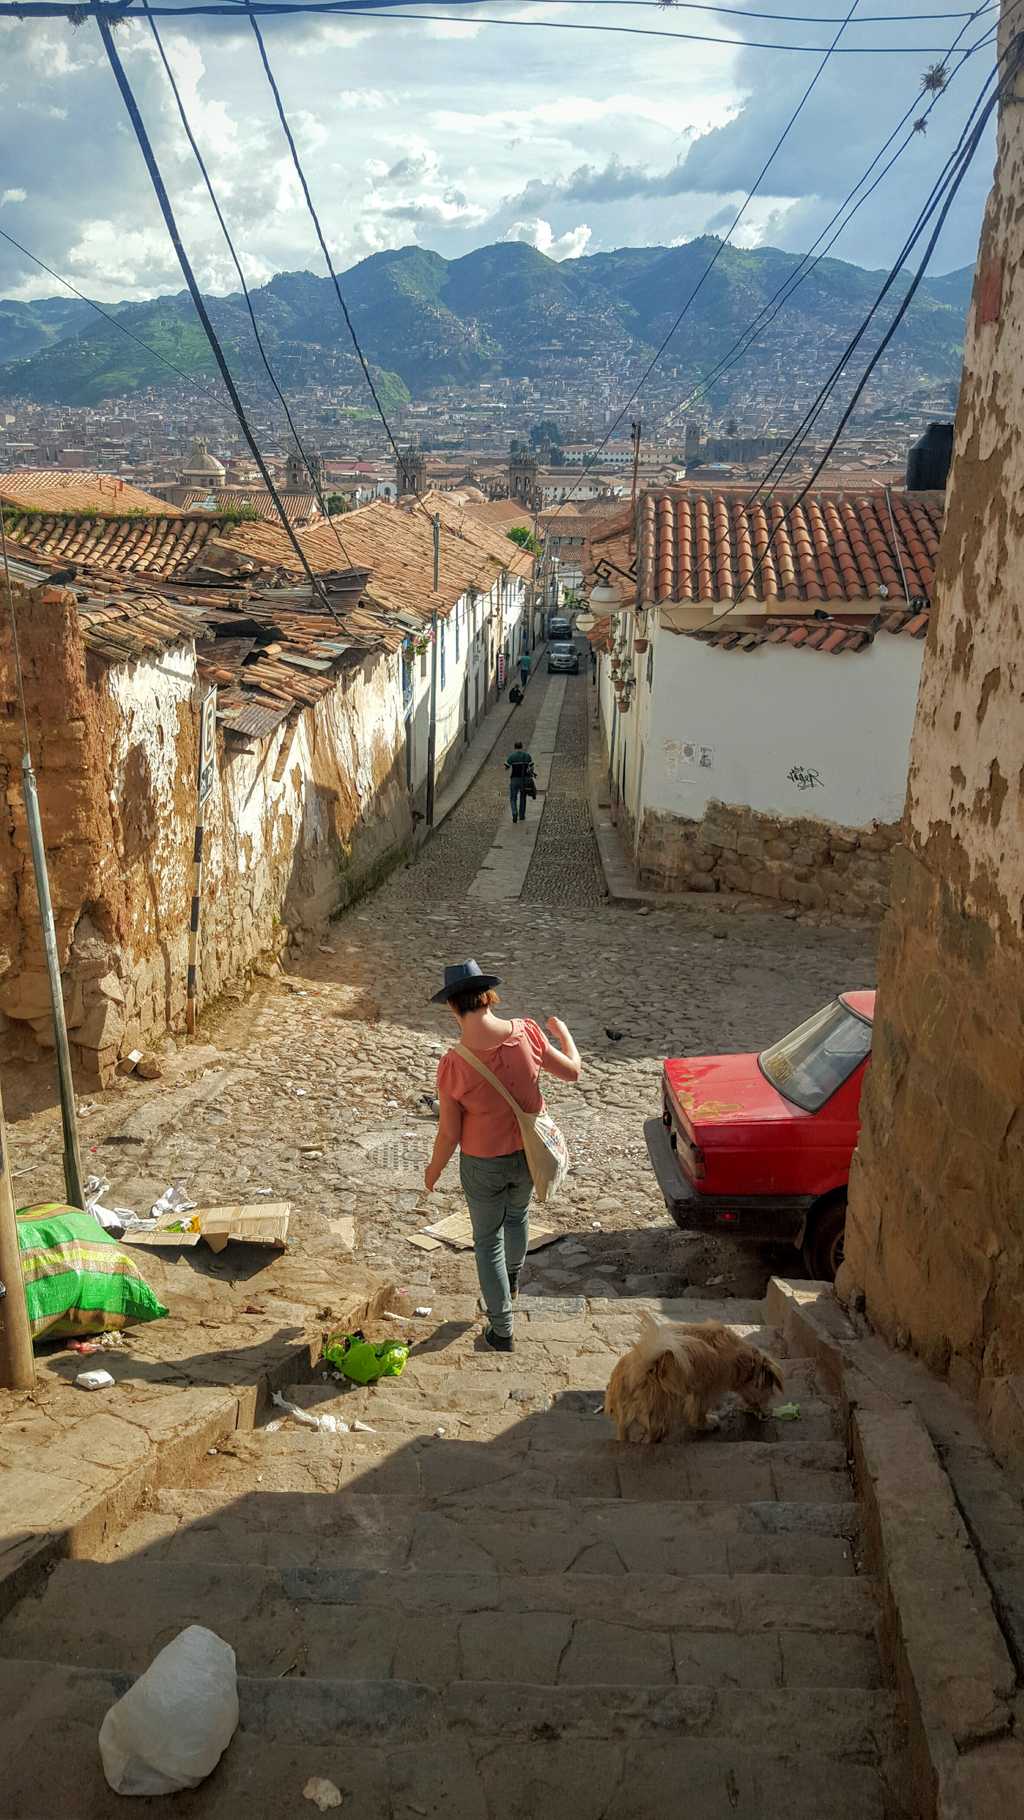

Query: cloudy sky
[0,1,1000,303]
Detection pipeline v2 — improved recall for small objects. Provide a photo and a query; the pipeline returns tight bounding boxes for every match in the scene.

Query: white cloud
[0,188,26,207]
[424,17,484,38]
[503,218,592,261]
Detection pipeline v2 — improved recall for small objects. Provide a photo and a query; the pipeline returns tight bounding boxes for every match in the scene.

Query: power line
[231,5,996,53]
[95,8,338,610]
[0,0,985,51]
[682,44,1015,637]
[663,6,990,428]
[0,222,205,387]
[746,24,1002,502]
[247,9,438,531]
[141,0,358,571]
[538,0,862,533]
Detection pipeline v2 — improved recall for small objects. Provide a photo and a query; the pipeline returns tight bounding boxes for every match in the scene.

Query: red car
[644,991,874,1280]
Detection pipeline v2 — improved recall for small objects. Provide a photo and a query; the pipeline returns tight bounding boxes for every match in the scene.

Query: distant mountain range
[0,239,974,408]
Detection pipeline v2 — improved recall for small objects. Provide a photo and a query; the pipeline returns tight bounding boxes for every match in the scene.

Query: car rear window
[759,1000,871,1112]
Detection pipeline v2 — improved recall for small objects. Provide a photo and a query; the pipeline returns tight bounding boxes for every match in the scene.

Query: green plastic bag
[323,1330,409,1384]
[16,1204,168,1342]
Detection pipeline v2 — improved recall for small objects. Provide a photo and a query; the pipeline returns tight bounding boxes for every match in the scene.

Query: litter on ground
[99,1625,238,1796]
[772,1402,801,1421]
[76,1368,115,1391]
[303,1776,344,1811]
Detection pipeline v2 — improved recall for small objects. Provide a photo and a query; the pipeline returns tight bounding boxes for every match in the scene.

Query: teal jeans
[460,1150,533,1338]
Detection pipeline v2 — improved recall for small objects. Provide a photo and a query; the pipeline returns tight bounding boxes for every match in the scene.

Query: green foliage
[529,418,563,448]
[507,525,541,555]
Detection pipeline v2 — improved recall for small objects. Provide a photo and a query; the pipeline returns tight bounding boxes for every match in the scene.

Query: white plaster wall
[105,642,198,958]
[642,629,924,829]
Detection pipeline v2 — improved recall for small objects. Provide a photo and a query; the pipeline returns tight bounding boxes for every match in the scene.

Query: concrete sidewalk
[467,674,566,902]
[424,643,548,840]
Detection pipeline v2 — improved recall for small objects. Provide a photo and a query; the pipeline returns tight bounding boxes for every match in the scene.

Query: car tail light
[716,1209,738,1225]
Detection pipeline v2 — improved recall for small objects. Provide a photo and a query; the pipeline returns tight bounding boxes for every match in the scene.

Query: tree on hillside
[529,419,563,449]
[507,526,541,555]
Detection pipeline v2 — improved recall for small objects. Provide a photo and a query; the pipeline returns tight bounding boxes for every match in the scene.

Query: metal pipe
[22,756,84,1209]
[425,608,439,827]
[0,1072,34,1390]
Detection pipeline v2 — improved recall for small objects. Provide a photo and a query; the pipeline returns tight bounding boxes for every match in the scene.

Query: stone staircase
[0,1290,905,1819]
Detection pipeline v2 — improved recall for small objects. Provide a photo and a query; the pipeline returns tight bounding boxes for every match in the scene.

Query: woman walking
[424,961,581,1351]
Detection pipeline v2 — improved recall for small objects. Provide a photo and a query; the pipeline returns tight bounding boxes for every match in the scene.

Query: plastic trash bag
[322,1330,409,1384]
[99,1625,238,1796]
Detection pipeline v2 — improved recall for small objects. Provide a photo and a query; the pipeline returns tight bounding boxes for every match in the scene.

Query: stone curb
[0,1279,391,1627]
[767,1278,1024,1820]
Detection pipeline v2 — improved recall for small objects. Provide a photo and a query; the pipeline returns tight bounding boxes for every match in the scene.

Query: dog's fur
[603,1314,784,1443]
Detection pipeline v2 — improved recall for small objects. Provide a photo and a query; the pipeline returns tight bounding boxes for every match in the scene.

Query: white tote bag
[455,1042,569,1205]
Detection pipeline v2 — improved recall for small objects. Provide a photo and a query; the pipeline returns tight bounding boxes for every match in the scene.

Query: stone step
[286,1386,838,1449]
[2,1560,882,1689]
[0,1659,896,1819]
[192,1423,852,1506]
[96,1487,861,1577]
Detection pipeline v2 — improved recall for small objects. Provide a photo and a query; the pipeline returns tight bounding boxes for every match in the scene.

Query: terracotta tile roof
[691,602,932,656]
[458,498,533,529]
[639,487,944,604]
[0,470,180,516]
[177,487,322,524]
[211,490,531,619]
[1,509,239,582]
[584,507,636,606]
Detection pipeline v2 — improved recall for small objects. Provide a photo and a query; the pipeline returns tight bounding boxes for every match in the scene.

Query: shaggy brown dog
[604,1314,784,1443]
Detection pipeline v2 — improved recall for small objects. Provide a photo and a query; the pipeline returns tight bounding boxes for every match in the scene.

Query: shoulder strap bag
[454,1040,569,1205]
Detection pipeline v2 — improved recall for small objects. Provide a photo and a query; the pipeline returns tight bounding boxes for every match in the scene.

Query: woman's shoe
[483,1327,514,1353]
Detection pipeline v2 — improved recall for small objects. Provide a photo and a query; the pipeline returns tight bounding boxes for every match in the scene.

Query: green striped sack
[16,1204,169,1342]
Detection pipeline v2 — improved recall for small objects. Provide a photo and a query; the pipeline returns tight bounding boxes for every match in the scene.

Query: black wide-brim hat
[429,959,502,1004]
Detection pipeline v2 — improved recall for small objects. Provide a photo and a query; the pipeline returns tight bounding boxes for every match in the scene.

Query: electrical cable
[664,5,989,431]
[141,0,358,572]
[535,0,862,536]
[95,9,339,613]
[682,46,1014,638]
[247,9,439,534]
[746,22,1002,502]
[232,6,994,53]
[0,0,984,53]
[0,222,205,387]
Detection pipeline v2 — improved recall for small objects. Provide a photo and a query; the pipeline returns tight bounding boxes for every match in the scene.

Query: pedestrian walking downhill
[505,740,533,823]
[518,649,531,687]
[424,962,581,1351]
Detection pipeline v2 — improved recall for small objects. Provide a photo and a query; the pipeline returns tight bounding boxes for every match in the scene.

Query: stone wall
[0,581,412,1084]
[636,799,899,918]
[840,8,1024,1413]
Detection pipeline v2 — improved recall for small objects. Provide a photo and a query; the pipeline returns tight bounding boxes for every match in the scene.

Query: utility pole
[0,1074,34,1390]
[630,419,642,536]
[22,761,84,1208]
[425,513,440,827]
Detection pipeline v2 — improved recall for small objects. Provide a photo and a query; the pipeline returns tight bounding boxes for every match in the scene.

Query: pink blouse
[436,1018,550,1157]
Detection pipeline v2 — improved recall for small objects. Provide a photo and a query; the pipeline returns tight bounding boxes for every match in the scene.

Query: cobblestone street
[11,664,878,1304]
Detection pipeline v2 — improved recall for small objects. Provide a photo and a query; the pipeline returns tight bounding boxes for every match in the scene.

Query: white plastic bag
[99,1625,238,1796]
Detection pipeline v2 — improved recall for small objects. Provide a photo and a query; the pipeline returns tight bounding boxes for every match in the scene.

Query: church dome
[181,436,226,482]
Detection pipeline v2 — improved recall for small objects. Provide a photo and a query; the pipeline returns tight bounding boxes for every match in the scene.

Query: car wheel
[803,1195,847,1281]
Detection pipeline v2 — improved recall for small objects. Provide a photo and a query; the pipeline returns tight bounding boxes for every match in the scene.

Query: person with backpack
[424,961,581,1351]
[505,740,534,822]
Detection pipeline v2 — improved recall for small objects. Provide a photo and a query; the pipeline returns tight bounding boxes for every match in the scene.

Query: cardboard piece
[126,1203,290,1252]
[405,1233,444,1252]
[421,1209,562,1253]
